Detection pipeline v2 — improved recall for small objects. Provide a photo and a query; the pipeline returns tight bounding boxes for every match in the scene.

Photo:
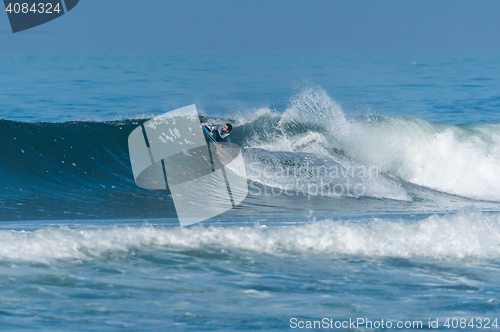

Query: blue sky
[1,0,500,52]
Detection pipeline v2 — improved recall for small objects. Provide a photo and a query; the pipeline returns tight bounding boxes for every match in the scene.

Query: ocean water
[1,52,500,330]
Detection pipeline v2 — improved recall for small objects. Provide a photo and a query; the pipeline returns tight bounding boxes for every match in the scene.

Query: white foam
[231,107,281,127]
[245,87,411,201]
[339,117,500,202]
[248,87,500,202]
[1,212,499,263]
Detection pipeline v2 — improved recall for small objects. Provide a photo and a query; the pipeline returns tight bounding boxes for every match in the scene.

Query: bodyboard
[203,126,218,144]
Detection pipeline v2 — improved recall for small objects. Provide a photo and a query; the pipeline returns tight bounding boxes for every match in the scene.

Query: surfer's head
[222,123,232,133]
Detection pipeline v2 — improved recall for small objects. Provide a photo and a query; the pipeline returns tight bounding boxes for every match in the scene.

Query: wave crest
[2,212,499,263]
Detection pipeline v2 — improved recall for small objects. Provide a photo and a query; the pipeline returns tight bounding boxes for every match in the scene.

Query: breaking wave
[1,86,499,220]
[2,212,500,263]
[236,87,500,202]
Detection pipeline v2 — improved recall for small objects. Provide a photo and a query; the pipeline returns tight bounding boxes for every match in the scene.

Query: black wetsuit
[207,125,231,143]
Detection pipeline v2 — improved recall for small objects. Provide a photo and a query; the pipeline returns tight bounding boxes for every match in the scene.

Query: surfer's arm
[203,124,217,131]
